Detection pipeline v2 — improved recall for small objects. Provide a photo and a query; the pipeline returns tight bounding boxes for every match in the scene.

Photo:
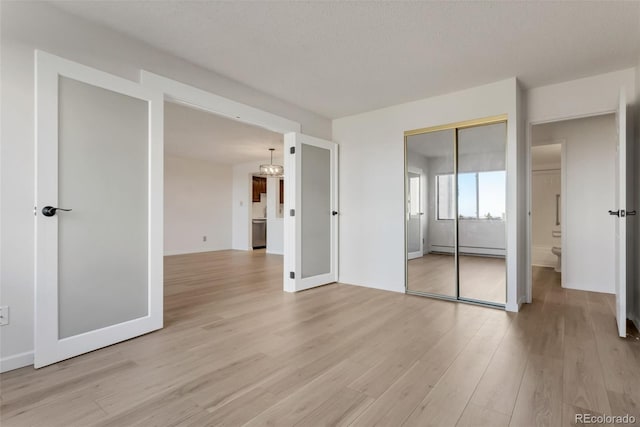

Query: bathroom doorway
[530,142,564,289]
[529,114,618,298]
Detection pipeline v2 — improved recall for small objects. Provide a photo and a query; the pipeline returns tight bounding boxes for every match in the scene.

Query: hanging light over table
[259,148,284,177]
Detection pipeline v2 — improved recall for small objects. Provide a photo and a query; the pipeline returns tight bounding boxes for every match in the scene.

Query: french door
[283,133,339,292]
[34,51,163,368]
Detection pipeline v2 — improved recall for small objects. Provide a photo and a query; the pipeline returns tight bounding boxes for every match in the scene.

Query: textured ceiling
[165,101,283,165]
[51,1,640,118]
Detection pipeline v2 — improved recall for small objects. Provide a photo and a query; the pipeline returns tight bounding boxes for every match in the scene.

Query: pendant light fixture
[259,148,284,177]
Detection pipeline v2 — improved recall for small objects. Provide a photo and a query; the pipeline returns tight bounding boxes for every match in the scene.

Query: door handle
[332,211,339,216]
[42,206,72,217]
[609,210,620,217]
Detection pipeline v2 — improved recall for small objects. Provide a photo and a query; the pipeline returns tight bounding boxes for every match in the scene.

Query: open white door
[407,167,424,260]
[613,89,628,338]
[34,51,163,367]
[283,133,338,292]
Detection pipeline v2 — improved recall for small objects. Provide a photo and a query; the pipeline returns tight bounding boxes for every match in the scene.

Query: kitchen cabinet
[279,179,284,204]
[252,176,267,202]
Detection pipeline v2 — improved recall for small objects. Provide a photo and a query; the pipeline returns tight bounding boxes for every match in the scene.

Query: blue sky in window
[458,173,476,218]
[479,171,506,218]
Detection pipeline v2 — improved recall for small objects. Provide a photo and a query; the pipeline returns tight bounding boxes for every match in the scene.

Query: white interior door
[407,168,424,260]
[34,51,163,368]
[614,89,627,338]
[283,133,338,292]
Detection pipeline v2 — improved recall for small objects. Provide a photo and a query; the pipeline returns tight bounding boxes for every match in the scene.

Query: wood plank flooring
[408,253,506,304]
[1,250,639,426]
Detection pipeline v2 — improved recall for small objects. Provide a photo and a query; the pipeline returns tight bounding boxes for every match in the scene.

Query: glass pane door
[283,132,338,292]
[35,51,163,368]
[58,77,150,338]
[301,143,331,278]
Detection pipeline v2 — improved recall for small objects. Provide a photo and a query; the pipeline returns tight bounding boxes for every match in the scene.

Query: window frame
[435,170,506,221]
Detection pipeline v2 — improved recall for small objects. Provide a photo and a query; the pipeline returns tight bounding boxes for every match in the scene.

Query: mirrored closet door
[405,118,507,307]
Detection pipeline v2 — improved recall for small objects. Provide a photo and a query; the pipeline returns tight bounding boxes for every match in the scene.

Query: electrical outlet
[0,306,9,326]
[202,235,207,242]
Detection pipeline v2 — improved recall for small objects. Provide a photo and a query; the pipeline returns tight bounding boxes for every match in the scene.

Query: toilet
[551,247,562,273]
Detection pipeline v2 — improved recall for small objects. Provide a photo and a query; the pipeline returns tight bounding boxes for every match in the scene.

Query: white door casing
[283,133,338,292]
[34,51,163,367]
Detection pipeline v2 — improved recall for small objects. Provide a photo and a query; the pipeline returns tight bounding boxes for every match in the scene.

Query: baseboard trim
[164,248,233,256]
[1,351,34,373]
[531,245,557,268]
[562,282,615,294]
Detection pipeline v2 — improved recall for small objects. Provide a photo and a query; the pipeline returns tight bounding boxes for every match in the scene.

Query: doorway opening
[250,170,285,251]
[163,100,287,321]
[530,142,564,292]
[529,114,617,304]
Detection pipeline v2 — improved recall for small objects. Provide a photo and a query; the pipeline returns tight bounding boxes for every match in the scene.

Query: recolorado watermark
[575,413,636,424]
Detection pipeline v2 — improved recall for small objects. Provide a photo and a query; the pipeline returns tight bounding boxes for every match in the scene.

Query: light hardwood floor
[1,251,639,426]
[408,253,506,304]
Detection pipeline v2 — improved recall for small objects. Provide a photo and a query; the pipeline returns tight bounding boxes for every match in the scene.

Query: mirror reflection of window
[435,171,505,220]
[409,175,420,217]
[436,174,454,220]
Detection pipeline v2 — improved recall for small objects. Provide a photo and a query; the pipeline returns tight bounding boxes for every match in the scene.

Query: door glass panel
[457,122,506,304]
[406,129,456,297]
[58,76,149,338]
[301,143,331,278]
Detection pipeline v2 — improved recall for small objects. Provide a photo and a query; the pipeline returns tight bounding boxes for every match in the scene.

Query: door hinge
[290,147,295,154]
[289,271,295,279]
[290,209,295,216]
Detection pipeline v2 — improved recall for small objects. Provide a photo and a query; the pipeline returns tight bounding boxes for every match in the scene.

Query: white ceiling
[50,1,640,119]
[164,101,283,165]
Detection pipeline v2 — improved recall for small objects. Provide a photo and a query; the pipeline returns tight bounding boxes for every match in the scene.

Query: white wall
[527,68,636,124]
[231,160,284,255]
[333,78,524,311]
[164,155,232,255]
[533,115,617,293]
[0,2,329,369]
